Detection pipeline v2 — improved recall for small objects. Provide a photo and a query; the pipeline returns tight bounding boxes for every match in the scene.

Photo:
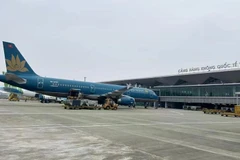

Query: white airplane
[0,86,35,97]
[0,90,9,99]
[0,86,65,103]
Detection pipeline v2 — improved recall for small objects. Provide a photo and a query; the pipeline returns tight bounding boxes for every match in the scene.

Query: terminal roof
[101,69,240,87]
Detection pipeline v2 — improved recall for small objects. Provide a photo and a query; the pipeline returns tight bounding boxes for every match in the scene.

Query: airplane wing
[99,84,133,99]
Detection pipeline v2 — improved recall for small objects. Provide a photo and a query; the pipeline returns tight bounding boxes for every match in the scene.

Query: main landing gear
[144,102,149,109]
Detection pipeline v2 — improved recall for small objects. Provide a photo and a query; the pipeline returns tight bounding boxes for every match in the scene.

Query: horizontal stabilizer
[5,73,27,84]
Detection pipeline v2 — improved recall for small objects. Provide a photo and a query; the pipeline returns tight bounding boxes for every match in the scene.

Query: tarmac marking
[114,114,193,122]
[1,113,240,159]
[52,114,106,124]
[80,114,240,138]
[112,115,159,124]
[2,118,240,138]
[133,149,166,160]
[169,110,184,116]
[0,111,232,121]
[136,123,240,143]
[0,111,12,113]
[107,127,240,159]
[206,135,240,143]
[1,121,240,129]
[0,123,153,130]
[0,124,66,128]
[176,121,240,124]
[1,123,239,159]
[0,112,180,115]
[172,124,240,136]
[112,114,198,124]
[57,123,165,160]
[82,114,138,125]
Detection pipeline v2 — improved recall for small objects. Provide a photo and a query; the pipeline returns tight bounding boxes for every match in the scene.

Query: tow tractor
[8,93,19,101]
[102,98,118,110]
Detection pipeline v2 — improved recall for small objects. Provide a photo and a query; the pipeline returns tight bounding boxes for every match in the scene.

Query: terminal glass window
[156,84,238,97]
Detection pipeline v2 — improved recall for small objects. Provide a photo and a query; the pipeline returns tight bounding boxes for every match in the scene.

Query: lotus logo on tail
[5,54,28,72]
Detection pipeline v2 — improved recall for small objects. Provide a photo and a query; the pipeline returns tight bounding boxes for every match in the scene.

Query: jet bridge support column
[154,102,158,109]
[165,102,168,108]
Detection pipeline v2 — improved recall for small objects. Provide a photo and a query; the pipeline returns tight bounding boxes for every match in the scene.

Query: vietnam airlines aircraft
[0,41,159,107]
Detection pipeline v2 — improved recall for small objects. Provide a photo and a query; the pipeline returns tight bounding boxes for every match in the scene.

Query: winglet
[126,83,132,89]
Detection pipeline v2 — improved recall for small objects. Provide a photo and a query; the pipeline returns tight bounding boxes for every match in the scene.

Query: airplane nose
[153,93,159,99]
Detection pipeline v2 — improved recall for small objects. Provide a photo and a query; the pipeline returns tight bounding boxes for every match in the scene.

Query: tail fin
[2,41,37,75]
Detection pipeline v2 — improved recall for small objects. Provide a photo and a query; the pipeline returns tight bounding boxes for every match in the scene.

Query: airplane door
[90,85,95,93]
[37,78,44,89]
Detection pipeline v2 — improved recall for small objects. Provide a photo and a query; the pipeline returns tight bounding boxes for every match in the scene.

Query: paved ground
[1,100,240,160]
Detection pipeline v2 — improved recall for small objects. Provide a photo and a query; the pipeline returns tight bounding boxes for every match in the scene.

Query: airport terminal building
[102,69,240,109]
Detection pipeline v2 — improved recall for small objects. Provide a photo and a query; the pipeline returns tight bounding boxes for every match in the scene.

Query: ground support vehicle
[102,98,118,110]
[63,99,102,110]
[8,93,19,101]
[221,105,240,117]
[203,108,223,114]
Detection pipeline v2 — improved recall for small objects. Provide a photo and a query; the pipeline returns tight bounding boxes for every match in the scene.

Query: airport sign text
[178,61,240,74]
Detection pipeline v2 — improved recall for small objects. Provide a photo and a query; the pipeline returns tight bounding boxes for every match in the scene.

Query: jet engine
[117,95,135,106]
[22,89,37,97]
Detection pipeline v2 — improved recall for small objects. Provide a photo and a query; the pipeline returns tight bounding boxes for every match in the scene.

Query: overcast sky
[0,0,240,85]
